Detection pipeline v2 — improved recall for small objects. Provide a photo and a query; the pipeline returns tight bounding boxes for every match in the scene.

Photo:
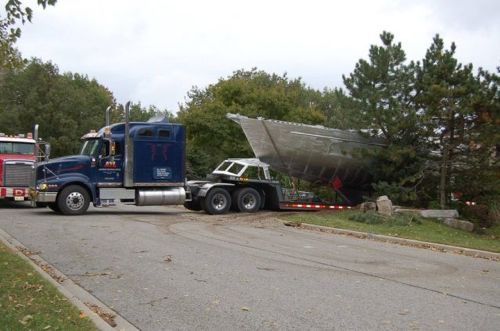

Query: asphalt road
[0,202,499,331]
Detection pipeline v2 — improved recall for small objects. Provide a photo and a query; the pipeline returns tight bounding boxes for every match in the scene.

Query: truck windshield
[0,142,34,155]
[80,139,100,157]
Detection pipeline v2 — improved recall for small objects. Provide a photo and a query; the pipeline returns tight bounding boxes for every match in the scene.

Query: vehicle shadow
[0,200,33,209]
[28,208,185,217]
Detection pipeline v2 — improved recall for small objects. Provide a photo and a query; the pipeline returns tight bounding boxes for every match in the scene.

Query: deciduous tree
[1,0,57,69]
[177,69,325,178]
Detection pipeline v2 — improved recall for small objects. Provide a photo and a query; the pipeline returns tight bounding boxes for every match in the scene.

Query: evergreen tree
[343,31,418,144]
[452,67,500,205]
[342,31,425,204]
[415,35,479,208]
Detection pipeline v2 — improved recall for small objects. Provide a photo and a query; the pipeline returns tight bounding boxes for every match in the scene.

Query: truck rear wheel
[234,187,261,213]
[203,188,231,215]
[57,185,90,215]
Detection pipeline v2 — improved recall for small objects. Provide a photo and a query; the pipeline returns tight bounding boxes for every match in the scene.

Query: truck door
[96,140,123,186]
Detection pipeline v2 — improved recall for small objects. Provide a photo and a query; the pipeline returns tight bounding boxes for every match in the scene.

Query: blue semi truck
[29,103,349,215]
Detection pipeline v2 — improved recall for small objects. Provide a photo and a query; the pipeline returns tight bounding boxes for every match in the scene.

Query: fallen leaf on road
[398,309,410,315]
[84,272,110,277]
[164,255,173,263]
[85,302,117,327]
[241,307,250,311]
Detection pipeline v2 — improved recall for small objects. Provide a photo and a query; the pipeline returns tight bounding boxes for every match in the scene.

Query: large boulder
[376,196,393,216]
[443,218,474,232]
[419,209,459,219]
[359,202,377,212]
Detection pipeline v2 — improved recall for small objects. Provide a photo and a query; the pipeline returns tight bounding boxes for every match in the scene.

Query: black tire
[203,188,231,215]
[184,199,202,211]
[57,185,90,215]
[230,190,240,211]
[234,187,261,213]
[47,203,61,213]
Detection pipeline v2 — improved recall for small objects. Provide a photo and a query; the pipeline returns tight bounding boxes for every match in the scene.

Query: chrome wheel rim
[242,193,257,210]
[211,193,227,211]
[66,192,85,211]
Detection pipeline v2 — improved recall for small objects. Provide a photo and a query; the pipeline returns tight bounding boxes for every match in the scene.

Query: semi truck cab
[1,126,49,202]
[30,104,187,214]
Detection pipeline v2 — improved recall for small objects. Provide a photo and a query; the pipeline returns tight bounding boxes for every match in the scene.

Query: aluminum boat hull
[228,114,386,189]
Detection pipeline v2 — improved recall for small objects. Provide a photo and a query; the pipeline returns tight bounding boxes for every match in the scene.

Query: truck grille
[3,162,34,187]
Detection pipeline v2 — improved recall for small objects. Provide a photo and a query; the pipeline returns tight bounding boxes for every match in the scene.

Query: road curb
[283,221,500,261]
[0,228,139,331]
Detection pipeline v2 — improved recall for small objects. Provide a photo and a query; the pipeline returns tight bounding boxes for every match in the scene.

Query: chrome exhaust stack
[30,124,40,207]
[105,106,111,127]
[123,101,134,188]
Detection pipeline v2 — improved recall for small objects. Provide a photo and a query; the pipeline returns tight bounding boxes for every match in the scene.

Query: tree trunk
[439,146,448,209]
[440,110,456,209]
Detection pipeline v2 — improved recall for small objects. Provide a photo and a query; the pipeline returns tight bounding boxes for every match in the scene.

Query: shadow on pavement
[0,200,33,209]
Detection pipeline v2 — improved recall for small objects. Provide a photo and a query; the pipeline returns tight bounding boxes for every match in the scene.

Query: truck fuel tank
[135,187,186,206]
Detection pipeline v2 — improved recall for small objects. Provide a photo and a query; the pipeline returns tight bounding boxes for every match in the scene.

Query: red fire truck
[0,126,49,202]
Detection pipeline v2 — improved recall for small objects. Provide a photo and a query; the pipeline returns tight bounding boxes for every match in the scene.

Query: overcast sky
[13,0,500,112]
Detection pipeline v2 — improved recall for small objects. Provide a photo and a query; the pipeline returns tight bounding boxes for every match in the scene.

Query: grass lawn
[285,210,500,253]
[0,241,97,331]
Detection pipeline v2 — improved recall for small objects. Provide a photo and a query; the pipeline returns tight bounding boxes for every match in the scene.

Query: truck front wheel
[234,187,261,213]
[203,188,231,215]
[57,185,90,215]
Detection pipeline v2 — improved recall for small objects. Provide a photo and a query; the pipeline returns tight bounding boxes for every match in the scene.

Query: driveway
[0,203,499,330]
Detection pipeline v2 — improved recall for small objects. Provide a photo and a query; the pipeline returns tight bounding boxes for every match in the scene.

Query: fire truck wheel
[203,188,231,215]
[234,187,261,213]
[57,185,90,215]
[47,203,61,213]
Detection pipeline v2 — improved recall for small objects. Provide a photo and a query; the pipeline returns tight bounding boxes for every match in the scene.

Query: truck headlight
[37,183,48,191]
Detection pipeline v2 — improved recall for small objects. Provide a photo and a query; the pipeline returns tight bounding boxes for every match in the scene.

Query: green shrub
[390,213,423,226]
[487,200,500,225]
[460,204,493,228]
[349,212,384,224]
[348,211,422,226]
